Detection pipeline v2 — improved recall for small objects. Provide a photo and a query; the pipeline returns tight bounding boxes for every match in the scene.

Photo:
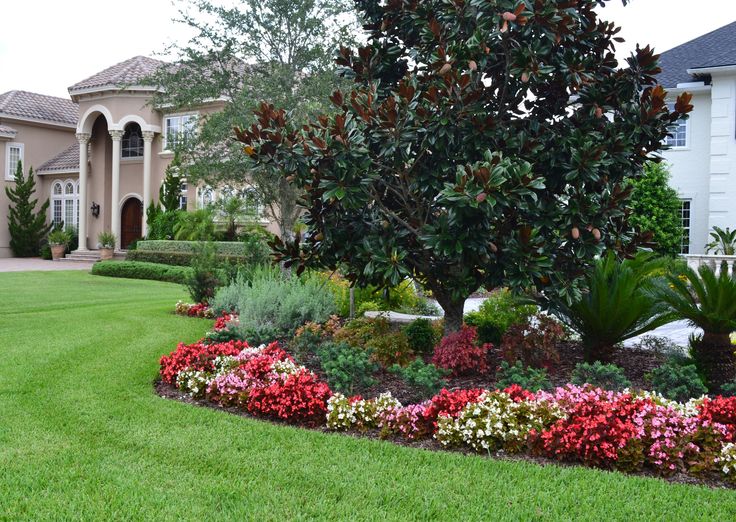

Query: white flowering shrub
[436,391,563,453]
[176,370,213,398]
[326,392,402,431]
[717,443,736,478]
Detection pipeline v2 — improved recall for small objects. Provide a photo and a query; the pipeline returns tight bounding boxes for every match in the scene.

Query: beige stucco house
[0,55,270,259]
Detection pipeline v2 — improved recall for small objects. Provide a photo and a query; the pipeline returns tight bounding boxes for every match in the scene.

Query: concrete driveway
[0,257,94,272]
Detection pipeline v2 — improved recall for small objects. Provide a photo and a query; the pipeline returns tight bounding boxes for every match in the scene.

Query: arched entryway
[120,198,143,249]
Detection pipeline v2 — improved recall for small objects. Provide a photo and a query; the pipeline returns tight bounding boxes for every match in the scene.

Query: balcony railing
[683,254,736,276]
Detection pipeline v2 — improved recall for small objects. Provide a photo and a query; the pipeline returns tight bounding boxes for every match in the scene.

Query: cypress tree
[5,161,52,256]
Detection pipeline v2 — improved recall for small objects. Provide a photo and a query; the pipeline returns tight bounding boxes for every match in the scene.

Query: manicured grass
[1,271,735,520]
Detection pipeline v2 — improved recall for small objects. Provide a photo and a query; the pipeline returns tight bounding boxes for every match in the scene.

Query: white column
[141,131,155,237]
[109,130,124,250]
[75,133,91,252]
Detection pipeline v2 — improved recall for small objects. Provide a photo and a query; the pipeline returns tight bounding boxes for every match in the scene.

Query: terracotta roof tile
[0,91,78,126]
[69,56,166,92]
[37,143,79,173]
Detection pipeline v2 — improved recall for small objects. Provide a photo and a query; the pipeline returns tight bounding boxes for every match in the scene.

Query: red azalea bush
[159,340,248,384]
[423,388,485,424]
[213,312,237,331]
[698,396,736,442]
[247,370,332,425]
[538,394,647,468]
[431,326,490,376]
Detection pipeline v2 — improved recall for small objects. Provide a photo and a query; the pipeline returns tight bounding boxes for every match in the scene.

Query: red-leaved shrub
[159,340,248,384]
[431,326,490,376]
[247,370,332,425]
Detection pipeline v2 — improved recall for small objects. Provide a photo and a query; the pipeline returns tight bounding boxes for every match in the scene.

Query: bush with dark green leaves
[184,243,222,303]
[571,362,632,392]
[646,360,708,402]
[389,359,448,399]
[91,261,191,284]
[317,341,378,394]
[495,361,551,392]
[404,318,438,355]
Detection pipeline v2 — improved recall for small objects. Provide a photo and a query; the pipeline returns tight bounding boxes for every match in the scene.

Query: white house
[658,21,736,254]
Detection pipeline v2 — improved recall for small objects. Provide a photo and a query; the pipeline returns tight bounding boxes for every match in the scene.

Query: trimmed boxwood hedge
[91,261,192,284]
[126,250,252,267]
[136,240,248,256]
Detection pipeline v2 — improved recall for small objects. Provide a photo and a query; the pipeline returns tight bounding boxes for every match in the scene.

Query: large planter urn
[50,244,66,261]
[99,247,114,261]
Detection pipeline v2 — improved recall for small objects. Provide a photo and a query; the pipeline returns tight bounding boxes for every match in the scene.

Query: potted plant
[48,229,70,261]
[98,231,116,260]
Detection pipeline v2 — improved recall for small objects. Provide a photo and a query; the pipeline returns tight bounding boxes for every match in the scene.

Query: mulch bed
[155,378,734,490]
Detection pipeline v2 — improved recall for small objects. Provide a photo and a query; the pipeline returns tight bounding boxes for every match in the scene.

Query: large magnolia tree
[236,0,693,332]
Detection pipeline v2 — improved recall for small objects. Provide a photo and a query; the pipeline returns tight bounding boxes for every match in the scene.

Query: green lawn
[1,271,735,520]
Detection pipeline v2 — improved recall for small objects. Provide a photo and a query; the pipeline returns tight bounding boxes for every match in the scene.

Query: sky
[1,0,736,98]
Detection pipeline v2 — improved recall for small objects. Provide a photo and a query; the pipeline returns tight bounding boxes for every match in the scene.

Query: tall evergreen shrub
[5,161,52,256]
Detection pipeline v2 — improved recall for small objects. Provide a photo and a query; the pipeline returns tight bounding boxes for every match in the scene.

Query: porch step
[60,250,127,262]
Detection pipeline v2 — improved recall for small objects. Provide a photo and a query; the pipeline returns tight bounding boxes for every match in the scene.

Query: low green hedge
[136,240,248,256]
[91,261,192,284]
[126,250,252,267]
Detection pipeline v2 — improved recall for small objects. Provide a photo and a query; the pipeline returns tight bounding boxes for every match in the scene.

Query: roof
[37,143,79,174]
[0,90,78,126]
[0,124,17,138]
[69,56,166,93]
[657,21,736,88]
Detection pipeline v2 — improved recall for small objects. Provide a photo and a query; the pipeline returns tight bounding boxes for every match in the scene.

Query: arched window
[122,123,144,158]
[51,180,79,230]
[242,188,263,220]
[198,186,214,208]
[52,182,63,227]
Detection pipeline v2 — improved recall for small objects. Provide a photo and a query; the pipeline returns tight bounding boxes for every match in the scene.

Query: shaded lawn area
[0,271,735,520]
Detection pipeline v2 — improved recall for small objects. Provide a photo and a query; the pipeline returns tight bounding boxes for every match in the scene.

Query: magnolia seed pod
[571,227,580,239]
[489,242,498,253]
[595,106,604,118]
[502,11,517,21]
[592,228,601,241]
[476,192,487,203]
[469,60,477,71]
[439,63,452,75]
[521,72,530,83]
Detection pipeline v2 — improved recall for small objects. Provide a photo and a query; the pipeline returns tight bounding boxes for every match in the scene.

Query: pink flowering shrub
[377,402,433,440]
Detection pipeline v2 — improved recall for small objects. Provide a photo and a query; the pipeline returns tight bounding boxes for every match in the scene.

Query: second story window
[163,114,196,151]
[122,123,144,158]
[665,103,688,148]
[5,143,24,180]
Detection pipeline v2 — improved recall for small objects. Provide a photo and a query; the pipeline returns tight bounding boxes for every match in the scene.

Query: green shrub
[357,300,383,316]
[366,331,413,367]
[722,380,736,397]
[174,208,216,241]
[146,209,183,240]
[404,318,439,355]
[126,250,259,268]
[571,361,632,392]
[91,261,191,284]
[289,329,324,358]
[184,243,222,303]
[216,267,336,340]
[317,341,378,394]
[464,289,536,344]
[496,361,551,392]
[138,240,252,255]
[333,317,391,349]
[646,360,708,402]
[389,359,448,398]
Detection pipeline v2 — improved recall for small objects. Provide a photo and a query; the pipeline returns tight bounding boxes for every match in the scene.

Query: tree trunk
[693,332,736,391]
[432,289,466,336]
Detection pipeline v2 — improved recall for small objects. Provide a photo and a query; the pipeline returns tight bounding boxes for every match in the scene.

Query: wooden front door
[120,198,142,249]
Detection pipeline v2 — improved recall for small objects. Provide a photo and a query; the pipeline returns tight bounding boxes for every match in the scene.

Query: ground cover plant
[160,307,736,489]
[7,271,736,519]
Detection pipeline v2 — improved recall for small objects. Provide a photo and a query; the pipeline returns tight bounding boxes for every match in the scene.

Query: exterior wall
[0,119,75,258]
[662,90,712,254]
[707,73,736,248]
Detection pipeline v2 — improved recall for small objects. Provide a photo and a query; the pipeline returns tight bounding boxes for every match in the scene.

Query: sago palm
[705,226,736,255]
[545,252,674,363]
[655,264,736,389]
